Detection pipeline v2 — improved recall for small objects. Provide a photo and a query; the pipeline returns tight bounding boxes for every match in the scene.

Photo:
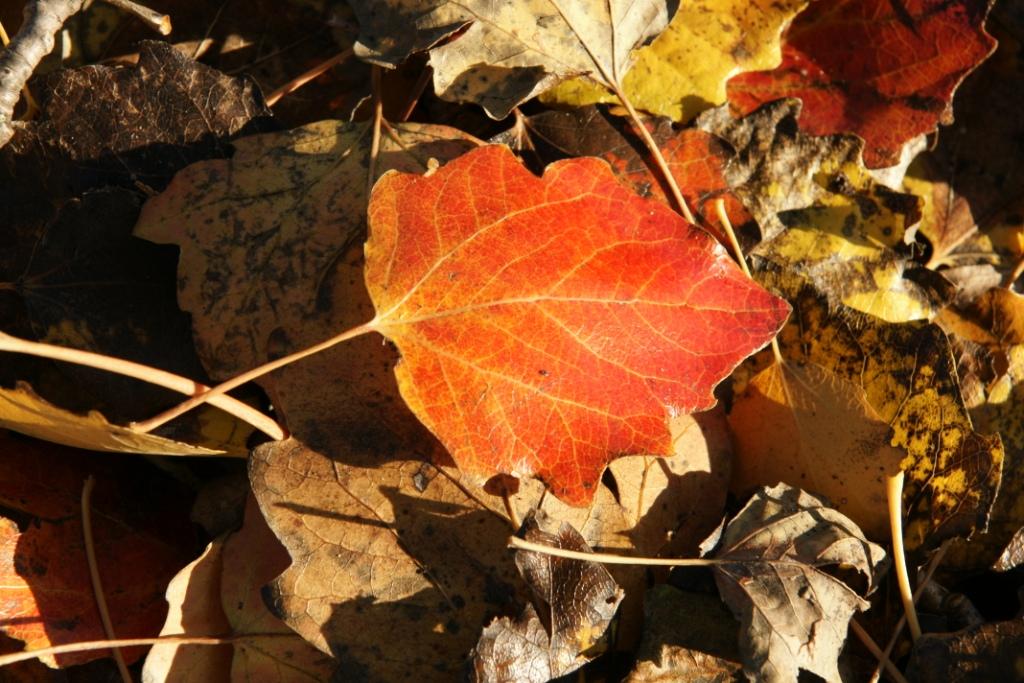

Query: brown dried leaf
[906,618,1024,682]
[624,585,743,683]
[711,484,887,683]
[248,437,525,682]
[0,40,270,431]
[470,512,623,682]
[144,495,336,682]
[135,120,476,457]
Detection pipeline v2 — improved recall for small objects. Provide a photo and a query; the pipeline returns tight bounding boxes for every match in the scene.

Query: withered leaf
[0,40,271,425]
[772,289,1004,550]
[624,585,743,683]
[248,437,525,682]
[698,100,948,322]
[0,382,227,456]
[542,0,808,123]
[906,618,1024,683]
[0,432,194,667]
[710,484,887,683]
[143,495,336,682]
[349,0,674,118]
[135,120,476,456]
[470,511,623,682]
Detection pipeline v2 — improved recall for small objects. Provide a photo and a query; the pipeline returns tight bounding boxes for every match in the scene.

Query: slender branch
[508,536,805,568]
[367,66,383,199]
[887,471,922,641]
[0,0,88,147]
[81,477,132,683]
[849,620,910,683]
[0,19,39,120]
[0,633,296,668]
[131,322,377,433]
[609,83,695,224]
[399,65,432,122]
[103,0,170,34]
[869,541,949,683]
[0,331,284,440]
[265,48,352,107]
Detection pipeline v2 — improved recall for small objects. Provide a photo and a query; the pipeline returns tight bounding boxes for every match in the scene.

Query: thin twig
[869,541,950,683]
[81,477,132,683]
[887,471,922,641]
[508,536,806,568]
[131,322,376,433]
[0,0,88,147]
[849,620,911,683]
[265,48,352,106]
[0,633,295,668]
[0,331,284,440]
[367,66,383,198]
[399,65,432,123]
[0,19,38,120]
[103,0,170,35]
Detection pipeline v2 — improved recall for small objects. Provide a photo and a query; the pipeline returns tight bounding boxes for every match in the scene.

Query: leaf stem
[887,471,922,641]
[367,65,384,199]
[0,633,296,668]
[81,477,131,683]
[869,540,949,683]
[0,331,284,440]
[265,48,352,107]
[609,83,695,224]
[508,536,803,568]
[131,322,377,434]
[715,199,786,366]
[849,620,910,683]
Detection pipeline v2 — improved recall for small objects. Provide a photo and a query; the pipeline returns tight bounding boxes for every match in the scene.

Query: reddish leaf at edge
[726,0,996,168]
[365,145,789,505]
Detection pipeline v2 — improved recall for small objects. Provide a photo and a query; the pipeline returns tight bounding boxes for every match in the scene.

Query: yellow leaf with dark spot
[770,290,1003,551]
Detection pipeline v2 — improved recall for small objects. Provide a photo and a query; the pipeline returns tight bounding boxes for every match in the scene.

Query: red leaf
[364,145,789,504]
[726,0,996,168]
[0,433,194,667]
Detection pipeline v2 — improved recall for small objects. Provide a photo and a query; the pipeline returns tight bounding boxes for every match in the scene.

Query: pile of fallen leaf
[1,0,1023,681]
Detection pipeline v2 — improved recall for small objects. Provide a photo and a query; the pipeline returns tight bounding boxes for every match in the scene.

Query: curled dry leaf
[507,410,734,645]
[0,382,226,456]
[143,495,336,682]
[543,0,808,122]
[348,0,674,118]
[365,144,788,505]
[727,0,997,168]
[0,432,194,667]
[728,361,904,540]
[470,512,623,682]
[710,484,888,683]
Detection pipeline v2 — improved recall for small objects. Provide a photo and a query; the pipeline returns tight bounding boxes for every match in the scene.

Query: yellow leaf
[543,0,808,122]
[729,361,904,540]
[0,382,226,456]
